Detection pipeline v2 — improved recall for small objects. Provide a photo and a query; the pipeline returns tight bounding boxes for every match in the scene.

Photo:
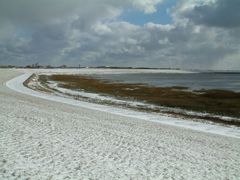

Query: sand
[0,69,240,179]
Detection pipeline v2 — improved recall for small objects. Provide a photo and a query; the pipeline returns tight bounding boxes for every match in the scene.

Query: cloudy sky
[0,0,239,70]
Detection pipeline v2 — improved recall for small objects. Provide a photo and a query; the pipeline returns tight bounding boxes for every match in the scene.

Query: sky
[0,0,239,70]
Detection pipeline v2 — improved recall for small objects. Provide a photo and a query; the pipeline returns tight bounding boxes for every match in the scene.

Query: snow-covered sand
[1,69,240,179]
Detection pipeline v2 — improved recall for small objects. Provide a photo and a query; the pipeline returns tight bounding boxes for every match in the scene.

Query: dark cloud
[178,0,240,28]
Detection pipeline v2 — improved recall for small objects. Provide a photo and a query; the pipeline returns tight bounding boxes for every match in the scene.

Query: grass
[23,74,53,93]
[35,74,240,126]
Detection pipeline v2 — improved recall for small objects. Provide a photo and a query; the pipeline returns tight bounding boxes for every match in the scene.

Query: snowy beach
[1,69,240,179]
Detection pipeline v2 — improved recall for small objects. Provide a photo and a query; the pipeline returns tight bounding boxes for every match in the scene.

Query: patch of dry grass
[24,74,53,93]
[35,74,240,126]
[40,75,240,117]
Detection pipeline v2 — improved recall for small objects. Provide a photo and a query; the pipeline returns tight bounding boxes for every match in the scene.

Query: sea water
[92,72,240,92]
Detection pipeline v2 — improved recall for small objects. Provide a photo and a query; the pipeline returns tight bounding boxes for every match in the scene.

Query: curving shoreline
[32,73,240,126]
[6,70,240,138]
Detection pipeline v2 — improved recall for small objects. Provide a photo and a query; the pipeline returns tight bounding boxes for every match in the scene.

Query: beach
[1,69,240,179]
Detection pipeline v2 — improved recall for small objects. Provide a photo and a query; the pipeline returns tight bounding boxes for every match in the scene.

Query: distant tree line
[1,63,181,70]
[0,63,70,69]
[0,65,16,68]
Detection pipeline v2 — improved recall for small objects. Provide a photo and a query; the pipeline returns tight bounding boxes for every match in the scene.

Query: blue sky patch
[120,0,177,25]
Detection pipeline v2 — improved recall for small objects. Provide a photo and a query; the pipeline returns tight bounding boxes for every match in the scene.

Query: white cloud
[132,0,164,13]
[145,22,175,31]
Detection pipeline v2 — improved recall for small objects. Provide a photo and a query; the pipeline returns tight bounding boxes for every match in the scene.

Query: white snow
[19,68,197,75]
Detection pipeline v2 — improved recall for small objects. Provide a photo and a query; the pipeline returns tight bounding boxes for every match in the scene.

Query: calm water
[92,72,240,92]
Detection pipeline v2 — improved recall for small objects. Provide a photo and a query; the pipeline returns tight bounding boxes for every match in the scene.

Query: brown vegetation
[24,74,53,93]
[36,74,240,126]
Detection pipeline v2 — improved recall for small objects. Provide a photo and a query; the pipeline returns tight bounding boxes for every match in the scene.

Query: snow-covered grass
[47,80,147,107]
